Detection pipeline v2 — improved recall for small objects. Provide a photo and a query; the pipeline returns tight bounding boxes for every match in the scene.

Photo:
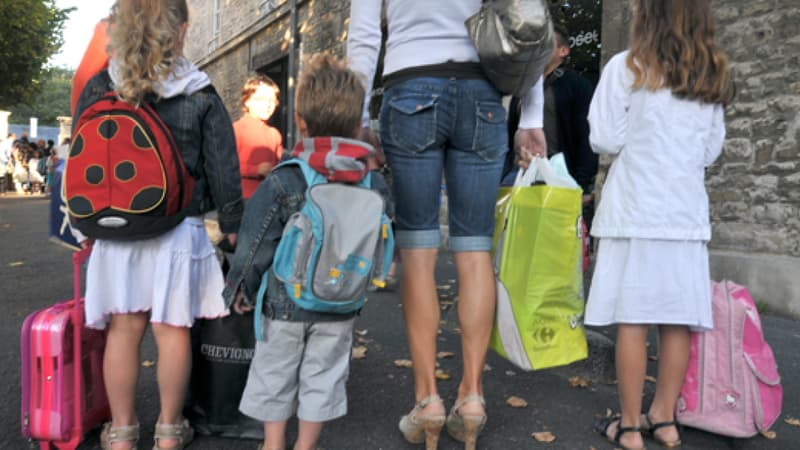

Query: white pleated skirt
[585,238,713,332]
[85,217,229,329]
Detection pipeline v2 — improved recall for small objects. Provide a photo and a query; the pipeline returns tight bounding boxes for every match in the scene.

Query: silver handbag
[466,0,554,97]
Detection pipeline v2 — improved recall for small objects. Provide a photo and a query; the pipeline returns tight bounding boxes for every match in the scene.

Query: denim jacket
[74,71,244,233]
[223,157,393,322]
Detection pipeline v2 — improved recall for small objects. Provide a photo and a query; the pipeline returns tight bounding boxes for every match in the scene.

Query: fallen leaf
[568,376,591,388]
[351,345,367,360]
[785,416,800,427]
[434,369,451,380]
[394,359,413,368]
[357,336,373,344]
[506,396,528,408]
[452,327,462,334]
[760,429,777,439]
[531,431,556,443]
[141,360,155,367]
[437,351,455,359]
[355,329,368,336]
[505,370,517,376]
[645,375,658,383]
[9,261,24,267]
[605,379,619,385]
[648,355,658,361]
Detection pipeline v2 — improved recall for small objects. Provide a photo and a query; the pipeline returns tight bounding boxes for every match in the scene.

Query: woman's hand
[514,128,547,169]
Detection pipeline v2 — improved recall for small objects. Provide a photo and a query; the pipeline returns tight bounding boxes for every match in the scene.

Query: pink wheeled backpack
[676,280,782,437]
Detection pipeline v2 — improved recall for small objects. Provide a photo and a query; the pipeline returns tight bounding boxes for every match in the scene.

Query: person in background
[347,1,545,449]
[587,1,733,449]
[71,17,110,116]
[233,75,284,200]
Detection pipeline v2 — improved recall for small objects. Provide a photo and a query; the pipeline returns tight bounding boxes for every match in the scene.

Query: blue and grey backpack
[254,156,394,337]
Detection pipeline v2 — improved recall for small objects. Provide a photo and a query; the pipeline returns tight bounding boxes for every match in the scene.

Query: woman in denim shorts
[348,1,545,449]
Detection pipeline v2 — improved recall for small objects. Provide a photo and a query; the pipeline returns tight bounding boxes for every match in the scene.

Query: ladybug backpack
[65,72,195,240]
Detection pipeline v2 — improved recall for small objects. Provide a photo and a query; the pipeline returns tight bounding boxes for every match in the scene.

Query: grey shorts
[239,316,355,422]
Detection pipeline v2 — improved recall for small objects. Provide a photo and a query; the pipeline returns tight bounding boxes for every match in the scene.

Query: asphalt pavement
[2,194,799,449]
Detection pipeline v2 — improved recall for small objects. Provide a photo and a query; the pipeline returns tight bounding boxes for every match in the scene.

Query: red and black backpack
[65,75,195,240]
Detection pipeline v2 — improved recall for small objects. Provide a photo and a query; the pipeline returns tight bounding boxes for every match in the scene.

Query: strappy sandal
[100,422,140,450]
[446,395,487,450]
[152,418,194,450]
[642,413,682,448]
[593,415,646,450]
[399,395,446,450]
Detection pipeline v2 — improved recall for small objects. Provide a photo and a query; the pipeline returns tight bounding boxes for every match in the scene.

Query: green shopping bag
[490,157,588,370]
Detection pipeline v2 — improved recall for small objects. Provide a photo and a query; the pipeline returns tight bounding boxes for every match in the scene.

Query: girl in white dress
[73,1,243,448]
[586,1,733,449]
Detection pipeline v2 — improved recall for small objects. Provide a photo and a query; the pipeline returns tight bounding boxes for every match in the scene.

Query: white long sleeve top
[347,0,543,129]
[588,51,726,241]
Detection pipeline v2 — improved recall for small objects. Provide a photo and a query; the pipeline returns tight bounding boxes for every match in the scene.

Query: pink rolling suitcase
[21,248,110,449]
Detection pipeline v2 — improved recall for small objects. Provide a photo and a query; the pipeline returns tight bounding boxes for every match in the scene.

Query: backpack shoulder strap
[275,158,327,191]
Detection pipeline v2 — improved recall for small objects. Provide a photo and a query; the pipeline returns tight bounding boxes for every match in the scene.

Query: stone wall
[185,0,349,123]
[600,1,800,316]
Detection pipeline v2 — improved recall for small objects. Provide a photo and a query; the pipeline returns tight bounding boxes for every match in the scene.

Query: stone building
[184,0,351,146]
[186,0,799,316]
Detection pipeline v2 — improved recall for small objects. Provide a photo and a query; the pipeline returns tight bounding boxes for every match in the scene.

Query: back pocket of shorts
[472,101,507,161]
[387,95,437,153]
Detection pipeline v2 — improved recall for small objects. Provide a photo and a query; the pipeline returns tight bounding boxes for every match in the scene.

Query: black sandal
[642,413,682,448]
[594,415,646,450]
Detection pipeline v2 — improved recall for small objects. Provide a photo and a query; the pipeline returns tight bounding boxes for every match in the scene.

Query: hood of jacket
[291,137,375,183]
[108,56,210,99]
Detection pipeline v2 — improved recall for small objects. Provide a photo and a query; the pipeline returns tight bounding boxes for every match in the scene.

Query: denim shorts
[380,77,508,252]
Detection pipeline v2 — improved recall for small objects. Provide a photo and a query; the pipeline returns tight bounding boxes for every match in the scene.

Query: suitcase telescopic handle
[69,246,92,440]
[72,247,91,305]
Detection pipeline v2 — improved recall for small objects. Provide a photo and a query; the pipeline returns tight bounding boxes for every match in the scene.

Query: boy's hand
[232,290,253,314]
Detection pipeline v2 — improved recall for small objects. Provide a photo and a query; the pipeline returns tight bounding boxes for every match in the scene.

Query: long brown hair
[627,0,733,105]
[108,0,189,104]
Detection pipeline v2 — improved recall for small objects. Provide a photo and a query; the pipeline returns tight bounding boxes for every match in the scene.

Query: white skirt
[85,217,229,329]
[585,238,713,331]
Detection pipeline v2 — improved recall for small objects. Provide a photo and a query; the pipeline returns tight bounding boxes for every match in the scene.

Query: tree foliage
[548,0,603,84]
[0,0,74,108]
[8,67,73,126]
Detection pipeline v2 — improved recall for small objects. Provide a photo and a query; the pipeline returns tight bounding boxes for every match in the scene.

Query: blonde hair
[241,74,280,112]
[627,0,733,105]
[295,54,365,138]
[108,0,189,104]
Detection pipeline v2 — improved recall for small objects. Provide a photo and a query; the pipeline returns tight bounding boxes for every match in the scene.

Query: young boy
[223,54,392,450]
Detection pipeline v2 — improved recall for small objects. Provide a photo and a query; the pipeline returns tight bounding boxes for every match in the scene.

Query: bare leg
[264,421,287,450]
[151,322,192,449]
[399,248,445,416]
[104,313,149,450]
[294,420,324,450]
[646,325,690,443]
[453,251,495,416]
[610,324,648,449]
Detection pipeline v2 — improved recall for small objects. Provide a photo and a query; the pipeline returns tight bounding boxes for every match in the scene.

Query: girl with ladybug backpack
[71,1,243,449]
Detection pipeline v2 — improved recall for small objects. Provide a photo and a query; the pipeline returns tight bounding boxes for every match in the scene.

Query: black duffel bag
[186,310,263,439]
